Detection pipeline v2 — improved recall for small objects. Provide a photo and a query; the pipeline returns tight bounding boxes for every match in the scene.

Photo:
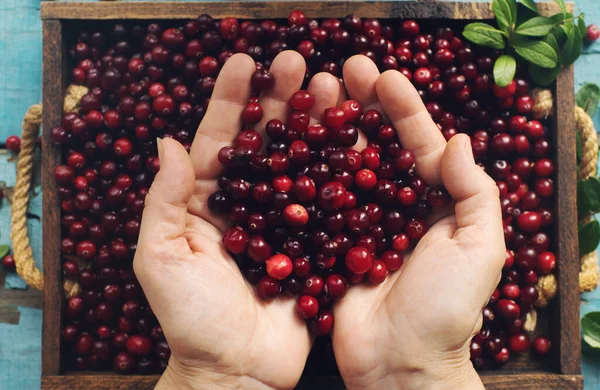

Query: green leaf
[514,39,558,68]
[577,177,600,218]
[528,63,560,86]
[576,132,583,162]
[463,23,507,49]
[553,0,567,14]
[551,25,568,47]
[582,312,600,343]
[0,245,9,259]
[516,16,557,37]
[576,83,600,117]
[517,0,539,13]
[493,55,517,87]
[549,13,566,24]
[544,33,560,53]
[560,22,583,65]
[493,0,517,32]
[578,16,587,38]
[579,220,600,256]
[584,334,600,349]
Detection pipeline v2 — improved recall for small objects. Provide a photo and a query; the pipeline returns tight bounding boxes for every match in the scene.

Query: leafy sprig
[463,0,585,86]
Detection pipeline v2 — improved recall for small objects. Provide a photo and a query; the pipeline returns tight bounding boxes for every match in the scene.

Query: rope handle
[531,89,600,308]
[10,85,89,299]
[8,86,599,302]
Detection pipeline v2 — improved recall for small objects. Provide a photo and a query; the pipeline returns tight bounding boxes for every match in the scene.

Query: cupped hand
[132,51,341,390]
[329,56,505,390]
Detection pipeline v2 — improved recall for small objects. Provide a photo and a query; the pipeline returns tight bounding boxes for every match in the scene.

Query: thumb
[441,134,505,278]
[137,138,195,253]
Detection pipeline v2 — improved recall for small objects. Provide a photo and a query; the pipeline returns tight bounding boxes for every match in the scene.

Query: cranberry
[508,333,530,354]
[2,255,15,270]
[587,24,600,41]
[265,254,293,280]
[366,260,388,284]
[297,295,319,319]
[496,299,520,319]
[345,246,373,274]
[223,227,249,254]
[251,69,275,92]
[247,235,272,263]
[310,310,334,336]
[302,275,324,296]
[537,251,556,275]
[532,336,552,355]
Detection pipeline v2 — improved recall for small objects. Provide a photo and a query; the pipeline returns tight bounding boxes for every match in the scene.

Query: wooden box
[40,2,581,389]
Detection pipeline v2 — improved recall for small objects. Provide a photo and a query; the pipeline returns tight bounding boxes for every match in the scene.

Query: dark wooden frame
[41,2,581,389]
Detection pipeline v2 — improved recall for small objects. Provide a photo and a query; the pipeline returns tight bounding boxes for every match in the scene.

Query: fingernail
[156,137,164,163]
[463,136,474,163]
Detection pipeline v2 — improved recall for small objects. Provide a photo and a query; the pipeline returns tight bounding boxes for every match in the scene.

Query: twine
[529,90,600,310]
[10,85,89,299]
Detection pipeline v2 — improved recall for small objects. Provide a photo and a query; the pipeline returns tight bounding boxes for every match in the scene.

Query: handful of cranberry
[211,72,442,336]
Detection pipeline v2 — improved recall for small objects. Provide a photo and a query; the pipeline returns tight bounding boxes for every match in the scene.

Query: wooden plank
[40,1,568,20]
[43,375,158,390]
[41,373,583,390]
[553,65,581,376]
[480,373,583,389]
[42,19,66,377]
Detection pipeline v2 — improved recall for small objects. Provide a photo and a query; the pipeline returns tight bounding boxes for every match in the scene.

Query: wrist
[155,358,275,390]
[344,356,483,390]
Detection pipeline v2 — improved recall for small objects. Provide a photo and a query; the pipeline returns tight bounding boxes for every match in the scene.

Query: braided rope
[9,85,88,299]
[531,90,600,309]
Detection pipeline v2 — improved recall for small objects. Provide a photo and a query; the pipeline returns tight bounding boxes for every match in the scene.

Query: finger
[137,138,195,260]
[343,55,382,150]
[306,72,346,124]
[342,55,381,112]
[254,51,306,134]
[441,134,505,276]
[190,53,256,180]
[376,70,447,184]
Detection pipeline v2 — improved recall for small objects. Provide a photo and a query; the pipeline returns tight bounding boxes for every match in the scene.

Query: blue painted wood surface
[1,1,599,389]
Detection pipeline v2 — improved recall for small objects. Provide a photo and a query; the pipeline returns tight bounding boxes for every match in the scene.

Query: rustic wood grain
[41,373,584,390]
[42,19,66,377]
[40,1,569,20]
[553,65,581,376]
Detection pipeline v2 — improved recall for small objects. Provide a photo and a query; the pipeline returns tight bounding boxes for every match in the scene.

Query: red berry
[345,246,373,274]
[508,333,530,353]
[223,227,249,254]
[324,107,346,130]
[5,135,21,152]
[587,24,600,42]
[366,260,388,284]
[265,254,293,280]
[288,10,307,26]
[532,336,552,355]
[283,204,309,226]
[297,295,319,319]
[290,91,315,111]
[355,169,377,190]
[493,80,516,98]
[2,254,15,270]
[536,251,556,275]
[126,335,152,356]
[310,310,334,336]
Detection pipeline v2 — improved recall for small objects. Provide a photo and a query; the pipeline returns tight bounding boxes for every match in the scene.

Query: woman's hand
[132,51,339,390]
[330,56,505,390]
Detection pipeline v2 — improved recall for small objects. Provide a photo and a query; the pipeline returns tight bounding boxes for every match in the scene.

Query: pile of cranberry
[51,10,553,374]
